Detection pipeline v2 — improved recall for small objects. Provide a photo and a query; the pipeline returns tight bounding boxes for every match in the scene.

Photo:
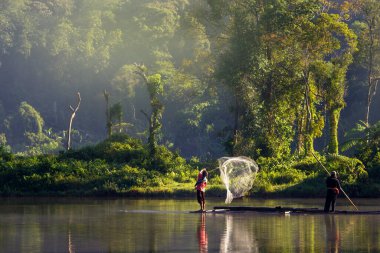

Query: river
[1,197,380,252]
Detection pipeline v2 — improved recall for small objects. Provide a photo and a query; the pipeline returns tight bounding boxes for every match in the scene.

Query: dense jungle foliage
[0,0,379,197]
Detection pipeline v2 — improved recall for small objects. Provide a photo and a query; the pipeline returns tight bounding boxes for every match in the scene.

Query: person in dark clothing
[324,171,343,212]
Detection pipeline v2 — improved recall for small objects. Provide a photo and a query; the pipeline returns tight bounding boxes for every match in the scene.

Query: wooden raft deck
[212,206,380,215]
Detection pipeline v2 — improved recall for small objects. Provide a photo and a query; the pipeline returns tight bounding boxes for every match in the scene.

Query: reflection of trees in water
[5,200,380,252]
[67,214,75,253]
[68,227,75,253]
[220,214,259,253]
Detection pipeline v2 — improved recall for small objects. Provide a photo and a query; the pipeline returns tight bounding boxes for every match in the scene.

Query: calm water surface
[1,197,380,252]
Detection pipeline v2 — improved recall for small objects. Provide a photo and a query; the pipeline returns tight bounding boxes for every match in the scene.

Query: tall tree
[103,90,126,137]
[213,0,320,157]
[307,13,357,155]
[110,102,123,133]
[104,90,112,138]
[351,0,380,126]
[113,64,164,158]
[212,0,357,157]
[134,65,164,158]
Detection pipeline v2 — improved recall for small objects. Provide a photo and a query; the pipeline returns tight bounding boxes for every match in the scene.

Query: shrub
[62,134,148,164]
[325,155,368,184]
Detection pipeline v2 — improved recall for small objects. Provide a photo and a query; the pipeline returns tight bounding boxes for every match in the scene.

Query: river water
[1,197,380,252]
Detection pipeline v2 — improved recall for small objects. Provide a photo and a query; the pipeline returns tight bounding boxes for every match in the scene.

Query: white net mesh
[218,156,259,204]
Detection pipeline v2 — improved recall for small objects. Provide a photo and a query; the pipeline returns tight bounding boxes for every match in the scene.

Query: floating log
[213,206,380,215]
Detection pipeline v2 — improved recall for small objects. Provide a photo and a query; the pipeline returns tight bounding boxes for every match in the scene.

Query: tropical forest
[0,0,379,198]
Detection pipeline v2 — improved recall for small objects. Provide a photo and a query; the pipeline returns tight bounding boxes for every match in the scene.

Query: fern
[342,120,380,152]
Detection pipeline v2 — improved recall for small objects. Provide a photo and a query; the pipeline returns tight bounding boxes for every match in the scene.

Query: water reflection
[197,213,208,253]
[68,228,75,253]
[2,198,380,252]
[325,215,340,253]
[220,214,259,253]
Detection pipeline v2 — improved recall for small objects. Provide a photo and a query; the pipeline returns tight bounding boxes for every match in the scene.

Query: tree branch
[133,63,148,83]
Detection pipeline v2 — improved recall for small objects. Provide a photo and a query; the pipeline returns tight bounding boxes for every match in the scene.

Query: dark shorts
[326,189,338,199]
[197,190,205,203]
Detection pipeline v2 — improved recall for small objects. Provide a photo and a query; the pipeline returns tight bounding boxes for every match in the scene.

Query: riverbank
[0,181,376,198]
[0,134,379,198]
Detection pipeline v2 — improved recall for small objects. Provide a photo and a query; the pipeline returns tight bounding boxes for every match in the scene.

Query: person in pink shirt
[195,168,208,211]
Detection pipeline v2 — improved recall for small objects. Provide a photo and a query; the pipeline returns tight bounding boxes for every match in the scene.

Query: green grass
[0,134,378,198]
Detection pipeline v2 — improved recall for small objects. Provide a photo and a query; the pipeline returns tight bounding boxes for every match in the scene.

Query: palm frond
[341,138,361,152]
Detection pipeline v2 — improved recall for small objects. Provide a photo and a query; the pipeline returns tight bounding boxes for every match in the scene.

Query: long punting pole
[312,152,359,211]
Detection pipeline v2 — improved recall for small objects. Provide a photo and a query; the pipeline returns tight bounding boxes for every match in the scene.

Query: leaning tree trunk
[66,92,81,151]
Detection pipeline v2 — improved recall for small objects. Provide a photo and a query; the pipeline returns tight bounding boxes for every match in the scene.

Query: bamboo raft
[212,206,380,215]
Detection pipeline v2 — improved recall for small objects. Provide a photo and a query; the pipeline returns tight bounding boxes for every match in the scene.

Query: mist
[0,0,378,158]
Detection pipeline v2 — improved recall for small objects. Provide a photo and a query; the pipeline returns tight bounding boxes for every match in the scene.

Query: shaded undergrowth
[0,134,378,198]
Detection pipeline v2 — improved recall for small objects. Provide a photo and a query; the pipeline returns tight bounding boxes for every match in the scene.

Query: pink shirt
[196,172,207,192]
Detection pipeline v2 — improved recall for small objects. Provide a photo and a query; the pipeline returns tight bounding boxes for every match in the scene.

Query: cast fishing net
[218,156,259,204]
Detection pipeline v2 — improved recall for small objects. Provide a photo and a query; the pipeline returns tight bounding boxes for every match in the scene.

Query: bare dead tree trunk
[66,92,81,151]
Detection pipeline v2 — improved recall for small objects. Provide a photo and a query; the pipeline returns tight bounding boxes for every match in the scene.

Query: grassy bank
[0,134,378,198]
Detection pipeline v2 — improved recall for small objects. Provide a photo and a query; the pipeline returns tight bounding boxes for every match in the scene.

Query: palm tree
[342,120,380,158]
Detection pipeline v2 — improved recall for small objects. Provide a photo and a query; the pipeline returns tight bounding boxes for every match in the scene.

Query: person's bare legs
[197,190,203,211]
[201,192,205,211]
